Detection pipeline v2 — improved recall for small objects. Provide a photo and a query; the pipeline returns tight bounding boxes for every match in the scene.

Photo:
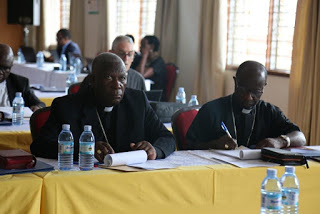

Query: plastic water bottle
[79,125,95,170]
[17,48,25,63]
[280,166,299,214]
[36,51,44,67]
[261,168,282,214]
[12,92,24,125]
[188,95,199,106]
[60,54,67,71]
[65,72,78,94]
[74,57,82,75]
[58,124,74,170]
[176,87,186,104]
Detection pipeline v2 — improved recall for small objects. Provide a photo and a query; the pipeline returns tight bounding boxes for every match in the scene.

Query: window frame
[226,0,296,77]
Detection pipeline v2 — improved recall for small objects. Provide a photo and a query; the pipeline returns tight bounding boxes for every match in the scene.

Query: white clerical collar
[104,106,113,112]
[242,108,252,114]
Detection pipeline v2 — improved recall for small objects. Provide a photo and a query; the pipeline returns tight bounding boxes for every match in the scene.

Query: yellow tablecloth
[33,162,320,214]
[0,131,32,152]
[39,97,55,107]
[0,173,42,214]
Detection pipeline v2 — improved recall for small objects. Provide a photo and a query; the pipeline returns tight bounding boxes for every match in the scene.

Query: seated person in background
[110,35,146,91]
[131,35,166,93]
[0,44,45,112]
[31,53,175,161]
[56,28,82,64]
[79,35,146,91]
[186,60,306,150]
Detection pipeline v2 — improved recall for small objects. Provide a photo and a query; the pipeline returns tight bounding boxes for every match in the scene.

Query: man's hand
[216,135,238,150]
[95,141,115,163]
[130,141,156,160]
[255,138,283,149]
[30,105,42,112]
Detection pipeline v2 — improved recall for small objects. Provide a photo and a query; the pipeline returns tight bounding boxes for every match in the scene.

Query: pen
[221,121,232,138]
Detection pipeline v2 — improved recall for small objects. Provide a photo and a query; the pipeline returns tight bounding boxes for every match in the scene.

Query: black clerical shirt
[186,94,300,149]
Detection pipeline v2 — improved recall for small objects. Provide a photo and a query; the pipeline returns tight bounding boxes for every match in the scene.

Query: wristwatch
[280,135,291,148]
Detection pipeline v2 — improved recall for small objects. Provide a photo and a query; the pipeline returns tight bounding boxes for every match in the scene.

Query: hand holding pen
[220,122,237,150]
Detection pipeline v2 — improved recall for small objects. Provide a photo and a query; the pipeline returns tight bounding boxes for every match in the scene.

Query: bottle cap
[84,125,92,131]
[15,92,22,97]
[62,124,70,130]
[267,168,277,176]
[191,95,197,99]
[178,87,184,92]
[285,166,295,173]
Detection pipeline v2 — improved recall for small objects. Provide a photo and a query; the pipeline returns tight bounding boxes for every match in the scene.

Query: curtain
[193,0,228,104]
[70,0,85,54]
[154,0,179,64]
[289,0,320,145]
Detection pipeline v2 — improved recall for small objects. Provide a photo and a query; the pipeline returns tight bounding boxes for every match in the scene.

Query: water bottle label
[282,190,299,206]
[261,193,282,210]
[80,142,95,155]
[59,142,74,154]
[13,105,23,113]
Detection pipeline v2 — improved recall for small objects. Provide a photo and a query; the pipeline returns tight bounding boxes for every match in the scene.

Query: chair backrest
[171,105,202,150]
[150,101,187,123]
[20,46,36,62]
[29,107,51,140]
[68,82,82,94]
[145,90,163,102]
[165,63,179,101]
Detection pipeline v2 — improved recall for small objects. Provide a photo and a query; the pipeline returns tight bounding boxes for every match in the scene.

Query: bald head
[0,44,14,66]
[92,52,126,76]
[236,61,267,85]
[91,52,127,107]
[0,43,14,83]
[233,61,268,110]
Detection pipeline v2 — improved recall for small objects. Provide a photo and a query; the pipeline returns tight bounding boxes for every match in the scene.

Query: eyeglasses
[116,51,135,59]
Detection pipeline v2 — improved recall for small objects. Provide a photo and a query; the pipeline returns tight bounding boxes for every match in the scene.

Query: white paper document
[208,150,278,168]
[104,150,148,167]
[0,107,33,118]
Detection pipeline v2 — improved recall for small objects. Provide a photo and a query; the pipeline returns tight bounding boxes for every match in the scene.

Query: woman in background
[131,35,166,95]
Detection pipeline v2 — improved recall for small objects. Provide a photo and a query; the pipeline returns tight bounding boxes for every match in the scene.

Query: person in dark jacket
[31,52,175,162]
[0,43,45,111]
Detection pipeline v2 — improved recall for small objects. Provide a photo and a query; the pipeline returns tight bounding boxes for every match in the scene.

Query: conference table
[34,90,66,106]
[11,62,87,89]
[1,155,320,214]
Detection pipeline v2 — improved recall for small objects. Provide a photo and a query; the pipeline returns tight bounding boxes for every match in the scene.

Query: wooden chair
[171,105,202,150]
